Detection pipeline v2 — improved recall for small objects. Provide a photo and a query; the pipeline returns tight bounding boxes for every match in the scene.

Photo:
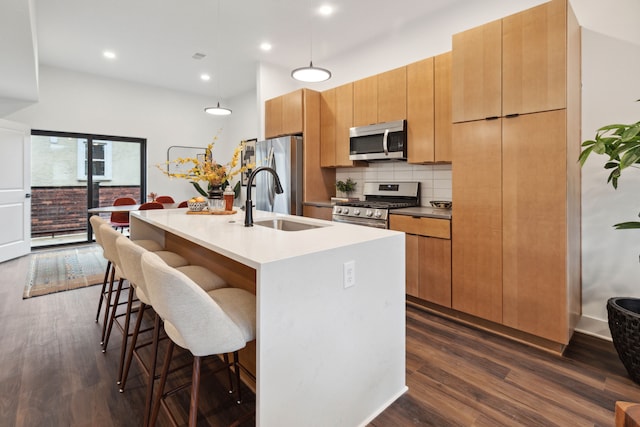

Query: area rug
[23,244,107,298]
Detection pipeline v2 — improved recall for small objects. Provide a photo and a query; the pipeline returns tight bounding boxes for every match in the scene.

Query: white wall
[6,65,258,203]
[578,29,640,338]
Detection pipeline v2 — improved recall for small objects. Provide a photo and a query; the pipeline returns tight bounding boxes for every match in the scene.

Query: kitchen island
[129,208,407,427]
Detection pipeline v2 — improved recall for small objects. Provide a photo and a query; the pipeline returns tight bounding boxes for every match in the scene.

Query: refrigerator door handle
[268,147,276,208]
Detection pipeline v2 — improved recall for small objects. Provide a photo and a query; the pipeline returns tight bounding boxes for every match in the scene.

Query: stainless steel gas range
[332,182,420,229]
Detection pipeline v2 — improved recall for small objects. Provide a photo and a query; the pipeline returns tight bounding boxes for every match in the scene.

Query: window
[77,139,113,180]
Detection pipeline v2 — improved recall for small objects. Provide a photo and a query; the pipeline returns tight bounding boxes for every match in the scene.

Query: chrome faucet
[244,166,284,227]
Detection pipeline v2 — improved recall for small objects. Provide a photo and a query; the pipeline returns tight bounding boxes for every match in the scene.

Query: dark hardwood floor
[1,250,639,426]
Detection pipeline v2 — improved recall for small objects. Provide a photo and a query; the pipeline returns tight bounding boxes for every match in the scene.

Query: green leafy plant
[336,178,357,195]
[579,105,640,229]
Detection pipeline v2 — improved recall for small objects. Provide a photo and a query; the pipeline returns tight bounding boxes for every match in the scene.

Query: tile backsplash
[336,162,452,207]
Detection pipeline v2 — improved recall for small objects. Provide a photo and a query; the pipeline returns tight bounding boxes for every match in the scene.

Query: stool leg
[95,260,111,322]
[150,339,174,427]
[117,284,135,384]
[189,356,202,427]
[100,264,116,345]
[233,351,242,404]
[102,277,124,353]
[120,302,146,392]
[144,313,162,427]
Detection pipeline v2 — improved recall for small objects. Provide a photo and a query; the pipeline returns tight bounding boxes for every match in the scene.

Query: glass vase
[207,184,225,212]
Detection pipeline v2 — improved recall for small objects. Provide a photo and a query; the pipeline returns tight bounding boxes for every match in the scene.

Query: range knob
[343,208,349,214]
[354,209,361,216]
[335,207,342,214]
[365,210,373,217]
[374,210,382,218]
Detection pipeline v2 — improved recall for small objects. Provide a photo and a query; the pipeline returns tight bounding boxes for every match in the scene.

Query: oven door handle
[382,128,389,156]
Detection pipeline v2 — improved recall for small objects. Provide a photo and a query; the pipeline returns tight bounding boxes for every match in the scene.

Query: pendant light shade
[291,1,331,83]
[204,102,232,116]
[291,61,332,83]
[205,0,232,116]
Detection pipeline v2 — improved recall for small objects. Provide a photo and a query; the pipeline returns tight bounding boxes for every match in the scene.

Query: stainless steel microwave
[349,120,407,161]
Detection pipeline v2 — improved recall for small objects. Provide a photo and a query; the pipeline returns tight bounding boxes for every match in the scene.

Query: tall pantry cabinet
[451,0,581,349]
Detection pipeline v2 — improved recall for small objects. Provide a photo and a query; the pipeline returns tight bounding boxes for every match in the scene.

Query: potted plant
[579,105,640,384]
[336,178,357,198]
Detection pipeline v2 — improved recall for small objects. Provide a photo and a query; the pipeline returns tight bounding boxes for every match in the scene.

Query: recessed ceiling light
[200,74,211,81]
[318,4,334,16]
[260,42,272,52]
[103,50,116,59]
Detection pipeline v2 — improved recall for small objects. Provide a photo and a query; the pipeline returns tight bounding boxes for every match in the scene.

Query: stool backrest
[89,215,107,247]
[99,223,124,265]
[116,236,151,304]
[141,251,246,355]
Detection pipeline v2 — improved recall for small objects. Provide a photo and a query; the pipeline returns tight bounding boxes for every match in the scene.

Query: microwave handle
[383,128,389,156]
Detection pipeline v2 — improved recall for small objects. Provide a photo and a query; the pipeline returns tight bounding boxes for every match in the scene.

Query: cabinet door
[452,20,502,123]
[282,89,304,135]
[265,97,283,138]
[407,58,435,163]
[353,75,378,126]
[419,237,451,307]
[378,67,407,123]
[502,110,567,342]
[434,52,452,162]
[502,0,567,115]
[320,88,337,167]
[452,119,502,323]
[405,234,419,297]
[302,205,333,221]
[335,83,354,167]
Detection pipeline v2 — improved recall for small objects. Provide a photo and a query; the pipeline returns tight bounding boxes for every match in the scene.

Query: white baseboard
[575,315,612,341]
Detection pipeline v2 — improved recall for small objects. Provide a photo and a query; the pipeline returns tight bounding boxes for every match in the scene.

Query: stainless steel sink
[253,218,326,231]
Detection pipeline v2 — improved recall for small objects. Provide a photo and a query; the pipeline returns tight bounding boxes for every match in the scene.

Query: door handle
[25,193,31,198]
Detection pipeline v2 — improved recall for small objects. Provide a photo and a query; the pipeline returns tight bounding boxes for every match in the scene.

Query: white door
[0,119,30,262]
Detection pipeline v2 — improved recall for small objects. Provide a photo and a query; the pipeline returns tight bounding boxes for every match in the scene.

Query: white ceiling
[17,0,640,103]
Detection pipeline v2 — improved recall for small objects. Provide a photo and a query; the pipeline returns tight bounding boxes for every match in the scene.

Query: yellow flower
[158,136,254,197]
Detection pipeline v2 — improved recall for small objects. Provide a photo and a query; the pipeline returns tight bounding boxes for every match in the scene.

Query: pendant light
[204,0,232,115]
[291,0,331,83]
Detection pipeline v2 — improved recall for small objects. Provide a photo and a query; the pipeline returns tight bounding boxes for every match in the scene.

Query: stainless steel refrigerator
[253,135,303,215]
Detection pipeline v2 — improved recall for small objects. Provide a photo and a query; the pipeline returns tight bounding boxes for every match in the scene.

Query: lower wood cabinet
[390,215,451,307]
[303,205,333,221]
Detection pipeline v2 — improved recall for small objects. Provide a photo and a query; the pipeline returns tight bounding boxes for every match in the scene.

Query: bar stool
[115,235,228,394]
[141,251,256,427]
[99,223,189,353]
[90,215,163,325]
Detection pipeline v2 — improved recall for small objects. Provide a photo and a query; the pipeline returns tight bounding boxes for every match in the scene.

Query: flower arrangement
[158,137,254,198]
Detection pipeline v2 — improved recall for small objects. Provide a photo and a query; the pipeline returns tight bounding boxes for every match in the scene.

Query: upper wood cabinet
[353,75,377,127]
[452,19,502,123]
[407,53,452,164]
[502,0,567,115]
[407,57,435,163]
[434,52,452,162]
[320,83,356,168]
[265,89,304,138]
[377,67,407,123]
[265,96,283,139]
[452,0,570,122]
[353,67,406,127]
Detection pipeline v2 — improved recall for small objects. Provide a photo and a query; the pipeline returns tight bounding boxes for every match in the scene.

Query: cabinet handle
[505,113,520,118]
[485,116,499,121]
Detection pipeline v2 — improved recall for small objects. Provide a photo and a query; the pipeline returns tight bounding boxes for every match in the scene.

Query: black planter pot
[607,297,640,384]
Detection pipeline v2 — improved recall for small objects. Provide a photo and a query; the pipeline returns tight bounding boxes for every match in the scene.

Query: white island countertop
[129,207,408,427]
[131,208,399,267]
